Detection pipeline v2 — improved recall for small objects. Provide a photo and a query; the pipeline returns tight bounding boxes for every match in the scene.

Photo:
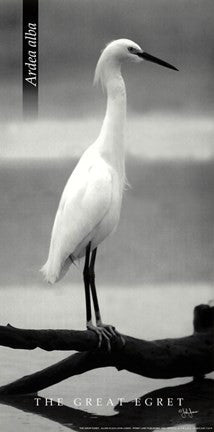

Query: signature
[178,408,199,418]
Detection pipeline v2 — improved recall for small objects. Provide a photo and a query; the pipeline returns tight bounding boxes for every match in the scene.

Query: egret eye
[128,46,136,54]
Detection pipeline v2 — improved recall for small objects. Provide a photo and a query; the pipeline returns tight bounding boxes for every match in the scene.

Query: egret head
[94,38,178,87]
[103,39,143,63]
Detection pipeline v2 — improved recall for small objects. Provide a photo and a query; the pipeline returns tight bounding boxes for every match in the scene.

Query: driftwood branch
[0,324,99,351]
[0,304,213,395]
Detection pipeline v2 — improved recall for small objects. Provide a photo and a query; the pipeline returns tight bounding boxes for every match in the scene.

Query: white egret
[41,39,178,347]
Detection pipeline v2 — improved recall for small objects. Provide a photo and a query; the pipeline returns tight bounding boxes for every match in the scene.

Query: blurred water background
[0,151,214,286]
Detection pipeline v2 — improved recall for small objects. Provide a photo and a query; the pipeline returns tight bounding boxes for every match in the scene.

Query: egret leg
[83,242,110,349]
[89,247,124,345]
[83,243,92,327]
[88,248,101,324]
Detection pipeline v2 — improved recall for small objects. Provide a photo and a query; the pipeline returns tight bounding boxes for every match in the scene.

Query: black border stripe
[23,0,39,118]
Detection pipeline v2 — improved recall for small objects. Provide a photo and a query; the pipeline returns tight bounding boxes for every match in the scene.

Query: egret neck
[97,61,126,178]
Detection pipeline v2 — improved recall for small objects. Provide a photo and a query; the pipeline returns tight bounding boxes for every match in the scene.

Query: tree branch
[0,304,213,395]
[0,324,99,351]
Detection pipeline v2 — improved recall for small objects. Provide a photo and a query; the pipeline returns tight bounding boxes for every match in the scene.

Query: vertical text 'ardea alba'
[41,39,178,347]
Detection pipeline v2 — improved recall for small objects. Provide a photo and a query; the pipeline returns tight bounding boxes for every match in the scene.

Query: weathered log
[0,304,213,395]
[0,324,99,351]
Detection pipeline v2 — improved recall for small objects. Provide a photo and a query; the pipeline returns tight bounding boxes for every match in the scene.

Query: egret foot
[87,323,113,351]
[97,323,126,347]
[87,322,125,351]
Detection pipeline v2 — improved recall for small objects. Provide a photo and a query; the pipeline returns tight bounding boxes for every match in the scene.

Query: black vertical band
[23,0,39,118]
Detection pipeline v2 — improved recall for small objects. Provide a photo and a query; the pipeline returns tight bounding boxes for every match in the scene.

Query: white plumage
[41,148,123,283]
[41,39,177,286]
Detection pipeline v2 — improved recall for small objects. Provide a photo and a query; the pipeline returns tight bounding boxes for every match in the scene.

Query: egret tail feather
[40,256,72,284]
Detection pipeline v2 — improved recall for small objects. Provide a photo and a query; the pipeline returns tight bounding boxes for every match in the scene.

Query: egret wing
[45,159,112,280]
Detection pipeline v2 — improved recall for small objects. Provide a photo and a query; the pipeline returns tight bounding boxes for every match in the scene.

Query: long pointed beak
[138,51,178,71]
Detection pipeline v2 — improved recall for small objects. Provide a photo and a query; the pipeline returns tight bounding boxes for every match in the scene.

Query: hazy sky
[0,0,214,119]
